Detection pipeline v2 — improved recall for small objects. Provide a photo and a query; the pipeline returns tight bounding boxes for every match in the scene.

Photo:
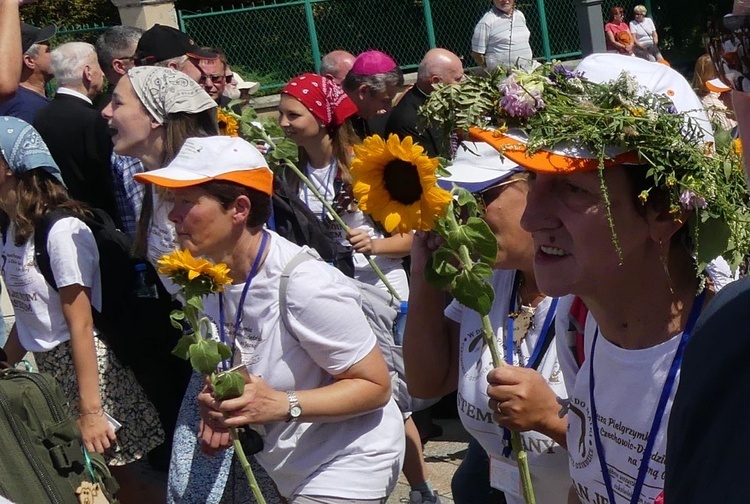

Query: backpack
[33,208,193,469]
[0,351,119,504]
[278,249,410,411]
[269,177,354,278]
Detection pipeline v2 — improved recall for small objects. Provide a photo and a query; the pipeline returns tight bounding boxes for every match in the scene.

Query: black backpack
[270,178,354,277]
[33,208,192,469]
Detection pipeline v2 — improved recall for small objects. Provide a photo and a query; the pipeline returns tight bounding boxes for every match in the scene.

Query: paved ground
[132,417,470,503]
[388,418,470,503]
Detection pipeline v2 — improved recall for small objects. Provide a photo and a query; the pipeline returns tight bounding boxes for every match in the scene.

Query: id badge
[490,454,522,498]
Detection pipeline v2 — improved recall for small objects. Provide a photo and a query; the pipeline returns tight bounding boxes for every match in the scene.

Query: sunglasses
[199,73,230,85]
[475,177,524,210]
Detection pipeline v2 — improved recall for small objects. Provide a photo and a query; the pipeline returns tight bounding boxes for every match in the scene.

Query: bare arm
[402,231,459,398]
[60,284,116,453]
[203,345,392,427]
[2,323,23,364]
[0,0,36,102]
[347,228,413,258]
[471,51,486,68]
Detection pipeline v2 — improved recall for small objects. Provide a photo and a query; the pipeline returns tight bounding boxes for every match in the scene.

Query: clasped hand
[486,365,560,433]
[197,373,287,455]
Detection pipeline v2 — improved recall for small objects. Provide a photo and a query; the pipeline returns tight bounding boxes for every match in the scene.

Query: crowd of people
[1,0,750,503]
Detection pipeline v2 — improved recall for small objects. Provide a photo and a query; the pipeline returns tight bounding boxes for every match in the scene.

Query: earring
[659,238,675,295]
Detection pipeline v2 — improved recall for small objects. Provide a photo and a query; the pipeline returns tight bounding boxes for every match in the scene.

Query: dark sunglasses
[475,178,524,210]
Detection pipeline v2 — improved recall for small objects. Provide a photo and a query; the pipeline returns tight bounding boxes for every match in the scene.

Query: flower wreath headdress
[420,53,750,271]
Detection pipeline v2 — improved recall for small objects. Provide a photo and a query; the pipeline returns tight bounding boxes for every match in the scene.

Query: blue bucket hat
[0,116,65,186]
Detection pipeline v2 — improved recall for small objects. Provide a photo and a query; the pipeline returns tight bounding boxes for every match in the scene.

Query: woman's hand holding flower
[201,373,289,428]
[486,366,567,446]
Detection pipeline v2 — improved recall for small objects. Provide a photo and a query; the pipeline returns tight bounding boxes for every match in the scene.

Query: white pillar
[110,0,178,30]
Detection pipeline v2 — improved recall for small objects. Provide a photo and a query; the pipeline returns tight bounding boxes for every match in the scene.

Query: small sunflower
[158,249,233,293]
[351,134,452,234]
[217,108,239,137]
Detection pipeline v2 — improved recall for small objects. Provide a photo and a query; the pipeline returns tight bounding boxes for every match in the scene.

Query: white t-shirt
[445,268,569,504]
[629,18,657,48]
[1,218,101,352]
[472,8,534,71]
[299,162,409,299]
[146,190,180,294]
[202,230,405,499]
[556,295,682,504]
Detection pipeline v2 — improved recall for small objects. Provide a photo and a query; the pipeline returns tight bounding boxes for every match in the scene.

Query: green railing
[178,0,652,92]
[56,23,111,44]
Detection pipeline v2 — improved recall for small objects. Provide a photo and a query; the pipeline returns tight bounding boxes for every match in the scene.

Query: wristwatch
[286,390,302,422]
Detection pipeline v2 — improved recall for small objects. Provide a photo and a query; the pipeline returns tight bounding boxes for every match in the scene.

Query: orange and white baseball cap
[135,136,273,195]
[475,53,713,174]
[706,77,732,93]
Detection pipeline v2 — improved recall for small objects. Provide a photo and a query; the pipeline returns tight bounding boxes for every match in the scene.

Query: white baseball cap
[439,141,522,193]
[233,73,261,94]
[135,136,273,195]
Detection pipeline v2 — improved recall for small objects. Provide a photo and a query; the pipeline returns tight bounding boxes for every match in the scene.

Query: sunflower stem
[230,427,267,504]
[446,206,536,504]
[258,130,402,302]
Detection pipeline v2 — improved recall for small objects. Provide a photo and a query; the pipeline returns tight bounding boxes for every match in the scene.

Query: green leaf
[169,310,185,330]
[452,270,495,316]
[470,262,494,280]
[463,217,499,264]
[186,295,204,311]
[454,187,478,216]
[692,215,731,271]
[211,371,246,401]
[189,340,223,375]
[172,334,196,360]
[217,342,233,361]
[425,247,459,289]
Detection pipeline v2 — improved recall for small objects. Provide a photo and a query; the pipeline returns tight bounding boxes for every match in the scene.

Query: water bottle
[393,301,408,346]
[133,263,159,299]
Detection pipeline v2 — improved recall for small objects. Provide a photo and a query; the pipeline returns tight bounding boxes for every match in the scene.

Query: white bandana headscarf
[127,66,216,125]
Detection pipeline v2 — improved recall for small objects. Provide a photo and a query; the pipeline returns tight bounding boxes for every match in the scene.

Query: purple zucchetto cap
[351,50,398,76]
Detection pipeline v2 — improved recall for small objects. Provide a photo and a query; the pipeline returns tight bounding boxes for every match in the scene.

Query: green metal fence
[177,0,653,92]
[56,24,111,45]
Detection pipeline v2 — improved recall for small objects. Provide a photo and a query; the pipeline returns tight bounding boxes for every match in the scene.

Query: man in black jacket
[34,41,120,225]
[385,48,463,158]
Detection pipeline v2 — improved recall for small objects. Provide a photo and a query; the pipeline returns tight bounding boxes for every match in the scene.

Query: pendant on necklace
[510,305,535,343]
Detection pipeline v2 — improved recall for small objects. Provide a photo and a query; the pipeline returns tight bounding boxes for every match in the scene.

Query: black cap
[21,22,56,54]
[134,24,217,66]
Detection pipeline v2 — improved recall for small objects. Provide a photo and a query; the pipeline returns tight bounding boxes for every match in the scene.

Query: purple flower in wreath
[500,74,545,118]
[679,189,707,210]
[549,65,575,84]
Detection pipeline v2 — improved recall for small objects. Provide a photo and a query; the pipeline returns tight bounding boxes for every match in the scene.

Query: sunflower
[351,134,452,234]
[217,108,239,137]
[158,249,233,293]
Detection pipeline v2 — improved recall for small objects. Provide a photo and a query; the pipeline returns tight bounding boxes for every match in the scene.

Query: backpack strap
[33,209,75,292]
[278,249,322,341]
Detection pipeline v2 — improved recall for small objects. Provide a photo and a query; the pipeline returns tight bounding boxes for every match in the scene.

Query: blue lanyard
[303,160,336,221]
[502,273,559,457]
[217,231,269,371]
[589,289,706,504]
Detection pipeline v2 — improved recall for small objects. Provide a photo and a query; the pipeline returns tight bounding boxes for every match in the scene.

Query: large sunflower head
[158,249,233,295]
[351,134,452,233]
[217,108,239,137]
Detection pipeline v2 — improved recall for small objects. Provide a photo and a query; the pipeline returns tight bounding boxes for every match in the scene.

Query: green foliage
[211,370,246,401]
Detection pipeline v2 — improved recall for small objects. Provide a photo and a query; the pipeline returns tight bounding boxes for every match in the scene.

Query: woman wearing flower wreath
[605,7,634,56]
[450,54,750,503]
[278,73,412,299]
[102,66,280,504]
[135,135,405,504]
[402,139,570,504]
[0,117,165,503]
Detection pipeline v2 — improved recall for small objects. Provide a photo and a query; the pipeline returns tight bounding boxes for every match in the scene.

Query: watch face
[290,405,302,418]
